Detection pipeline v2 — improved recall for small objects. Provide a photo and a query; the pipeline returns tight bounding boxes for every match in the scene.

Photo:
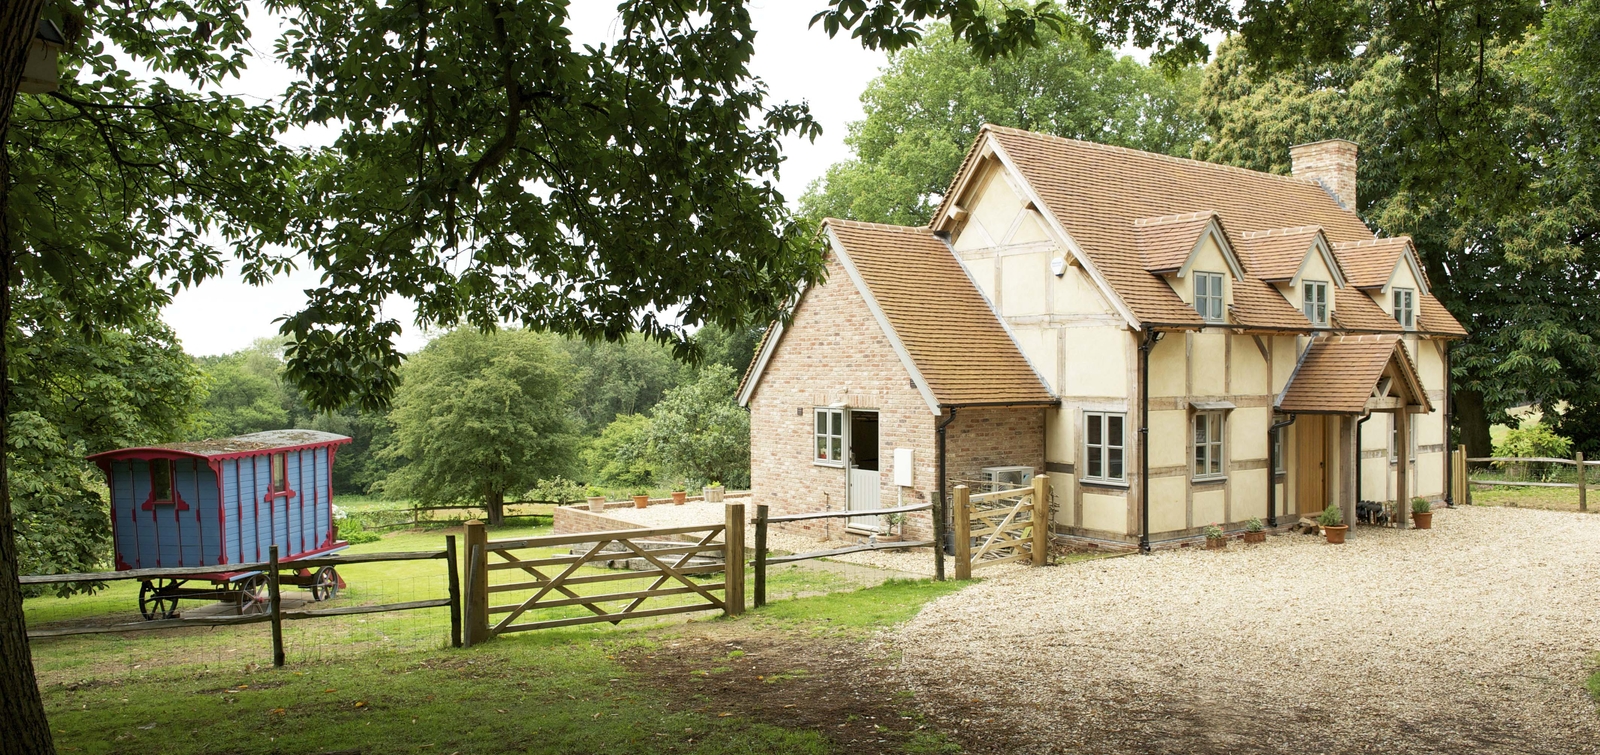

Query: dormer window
[1393,288,1415,329]
[1194,272,1225,322]
[1302,281,1329,326]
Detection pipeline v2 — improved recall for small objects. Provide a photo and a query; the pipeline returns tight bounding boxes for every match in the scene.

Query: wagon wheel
[237,575,269,616]
[310,567,339,602]
[138,579,182,620]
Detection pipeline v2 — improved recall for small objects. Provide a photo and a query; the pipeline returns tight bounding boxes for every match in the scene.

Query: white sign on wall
[893,448,914,487]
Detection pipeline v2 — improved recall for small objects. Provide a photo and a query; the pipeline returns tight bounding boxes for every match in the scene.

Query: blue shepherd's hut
[89,430,352,571]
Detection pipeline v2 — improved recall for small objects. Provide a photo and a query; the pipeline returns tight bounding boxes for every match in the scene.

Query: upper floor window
[1193,411,1226,480]
[1193,272,1225,322]
[1302,280,1329,326]
[149,460,174,503]
[1393,288,1415,329]
[1084,412,1126,483]
[814,408,844,465]
[271,453,288,493]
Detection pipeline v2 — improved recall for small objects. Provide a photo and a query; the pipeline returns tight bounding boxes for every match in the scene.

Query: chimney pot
[1290,139,1358,211]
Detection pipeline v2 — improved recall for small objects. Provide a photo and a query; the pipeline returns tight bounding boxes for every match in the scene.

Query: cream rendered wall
[1190,333,1228,396]
[1283,245,1339,316]
[1168,234,1235,311]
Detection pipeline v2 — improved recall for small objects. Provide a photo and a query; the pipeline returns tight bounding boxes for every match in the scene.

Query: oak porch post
[1395,412,1410,529]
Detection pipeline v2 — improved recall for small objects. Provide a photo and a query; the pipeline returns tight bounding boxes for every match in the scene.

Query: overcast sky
[161,3,889,356]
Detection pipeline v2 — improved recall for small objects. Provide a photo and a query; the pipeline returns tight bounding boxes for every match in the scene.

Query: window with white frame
[814,408,844,465]
[1390,415,1417,462]
[1193,411,1226,479]
[1083,412,1126,483]
[1393,288,1415,329]
[1302,280,1329,325]
[1193,272,1225,322]
[1272,425,1286,474]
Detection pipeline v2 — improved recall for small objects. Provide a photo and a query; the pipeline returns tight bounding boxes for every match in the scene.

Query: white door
[846,411,883,532]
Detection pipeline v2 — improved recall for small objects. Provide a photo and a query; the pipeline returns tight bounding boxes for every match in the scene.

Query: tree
[694,322,767,377]
[381,329,577,526]
[648,365,751,488]
[802,23,1202,227]
[193,340,294,438]
[560,335,686,436]
[582,413,658,490]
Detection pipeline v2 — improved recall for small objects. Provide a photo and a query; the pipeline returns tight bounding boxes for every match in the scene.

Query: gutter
[1267,413,1297,527]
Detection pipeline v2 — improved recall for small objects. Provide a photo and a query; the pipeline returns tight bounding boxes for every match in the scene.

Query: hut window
[271,453,288,493]
[814,408,844,466]
[149,460,174,503]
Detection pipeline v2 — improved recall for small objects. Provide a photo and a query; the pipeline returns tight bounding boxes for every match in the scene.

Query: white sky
[161,2,889,356]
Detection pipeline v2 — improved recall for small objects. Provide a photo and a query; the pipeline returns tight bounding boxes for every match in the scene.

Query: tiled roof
[826,220,1056,406]
[1230,279,1313,331]
[1134,211,1217,272]
[1236,226,1327,281]
[1278,335,1432,414]
[1330,237,1411,288]
[1419,293,1468,336]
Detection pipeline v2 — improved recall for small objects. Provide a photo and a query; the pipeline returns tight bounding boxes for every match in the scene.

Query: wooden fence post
[445,535,462,648]
[724,503,745,616]
[753,504,768,609]
[268,545,284,668]
[1031,475,1050,567]
[464,520,488,646]
[932,491,946,582]
[954,485,972,580]
[1456,444,1469,505]
[1578,451,1588,513]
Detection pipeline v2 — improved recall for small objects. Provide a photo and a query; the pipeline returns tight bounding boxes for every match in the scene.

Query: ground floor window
[814,408,844,465]
[1272,424,1286,474]
[1390,415,1416,462]
[1193,411,1226,480]
[1083,411,1125,483]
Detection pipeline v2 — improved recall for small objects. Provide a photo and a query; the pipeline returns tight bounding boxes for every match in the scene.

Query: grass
[1466,484,1594,512]
[1588,655,1600,703]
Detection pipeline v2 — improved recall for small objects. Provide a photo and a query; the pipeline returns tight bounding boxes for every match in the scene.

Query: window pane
[1194,415,1207,445]
[1196,275,1208,299]
[1194,440,1206,474]
[1211,442,1223,475]
[817,436,827,459]
[1087,414,1102,445]
[1109,448,1123,480]
[1088,447,1102,478]
[830,411,842,436]
[1107,415,1123,446]
[817,411,826,434]
[1211,295,1223,320]
[831,437,842,461]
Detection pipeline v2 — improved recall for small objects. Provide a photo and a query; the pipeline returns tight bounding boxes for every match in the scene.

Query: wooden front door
[1297,415,1326,516]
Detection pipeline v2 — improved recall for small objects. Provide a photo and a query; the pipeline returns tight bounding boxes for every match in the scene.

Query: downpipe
[1267,413,1296,528]
[1138,330,1162,553]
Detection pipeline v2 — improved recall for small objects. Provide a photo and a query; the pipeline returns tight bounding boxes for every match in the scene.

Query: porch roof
[1277,334,1432,415]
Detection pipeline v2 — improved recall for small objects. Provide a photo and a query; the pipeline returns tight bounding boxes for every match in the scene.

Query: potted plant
[671,487,688,505]
[879,512,906,542]
[1411,497,1433,529]
[1243,517,1266,544]
[632,489,651,509]
[1203,523,1226,549]
[1319,505,1347,544]
[703,481,725,503]
[586,486,607,512]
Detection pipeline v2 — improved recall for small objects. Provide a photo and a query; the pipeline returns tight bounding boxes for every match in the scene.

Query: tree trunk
[486,489,505,527]
[1453,386,1494,458]
[1,2,56,753]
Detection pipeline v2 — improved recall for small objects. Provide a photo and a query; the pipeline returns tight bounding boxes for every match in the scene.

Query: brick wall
[945,406,1047,493]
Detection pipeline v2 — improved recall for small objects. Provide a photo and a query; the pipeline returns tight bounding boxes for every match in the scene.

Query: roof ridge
[823,218,934,234]
[1132,210,1218,227]
[981,124,1333,191]
[1330,236,1411,249]
[1240,225,1325,239]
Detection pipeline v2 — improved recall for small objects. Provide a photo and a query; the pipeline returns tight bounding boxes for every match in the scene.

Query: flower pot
[703,486,725,503]
[1412,511,1433,529]
[1323,524,1348,544]
[1243,531,1266,544]
[632,495,650,509]
[671,491,687,505]
[1204,536,1227,550]
[587,496,606,512]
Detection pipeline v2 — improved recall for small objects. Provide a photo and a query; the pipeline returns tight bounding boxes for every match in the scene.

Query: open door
[1296,415,1326,516]
[846,411,882,532]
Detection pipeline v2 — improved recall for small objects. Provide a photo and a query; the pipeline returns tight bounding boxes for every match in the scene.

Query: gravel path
[890,506,1600,755]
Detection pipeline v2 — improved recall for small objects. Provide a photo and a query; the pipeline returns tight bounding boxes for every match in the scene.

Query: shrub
[343,529,382,545]
[1203,523,1224,540]
[1244,516,1264,533]
[1411,497,1432,514]
[527,477,584,504]
[1494,423,1573,461]
[1318,505,1344,527]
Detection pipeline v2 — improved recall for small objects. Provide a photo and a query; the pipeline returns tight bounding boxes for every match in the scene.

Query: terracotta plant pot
[1412,511,1433,529]
[1243,531,1266,544]
[632,495,650,509]
[1323,524,1348,544]
[671,491,687,505]
[1205,536,1227,550]
[587,496,606,512]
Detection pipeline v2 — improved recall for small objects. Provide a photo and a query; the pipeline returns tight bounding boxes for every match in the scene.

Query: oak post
[724,503,745,616]
[464,520,488,646]
[268,545,284,668]
[753,504,768,609]
[445,535,462,648]
[1578,452,1588,513]
[954,485,972,580]
[932,490,947,581]
[1031,474,1049,567]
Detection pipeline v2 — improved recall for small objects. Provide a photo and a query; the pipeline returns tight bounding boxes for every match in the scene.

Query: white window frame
[1302,280,1329,326]
[1272,425,1286,474]
[1193,411,1227,481]
[1393,287,1415,329]
[1082,411,1127,484]
[1193,271,1226,322]
[1390,415,1417,463]
[813,408,845,467]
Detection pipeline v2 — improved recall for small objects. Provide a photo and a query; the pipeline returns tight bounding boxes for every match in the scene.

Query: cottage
[738,127,1465,549]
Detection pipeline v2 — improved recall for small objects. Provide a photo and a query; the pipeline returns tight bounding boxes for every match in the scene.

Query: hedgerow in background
[583,414,658,491]
[648,365,751,489]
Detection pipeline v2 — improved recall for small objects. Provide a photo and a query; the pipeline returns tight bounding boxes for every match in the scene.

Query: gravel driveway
[892,506,1600,754]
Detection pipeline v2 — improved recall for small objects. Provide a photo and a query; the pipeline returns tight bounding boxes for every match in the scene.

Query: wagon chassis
[137,565,341,620]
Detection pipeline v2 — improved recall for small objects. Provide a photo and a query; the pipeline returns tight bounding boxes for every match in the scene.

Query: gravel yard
[892,506,1600,755]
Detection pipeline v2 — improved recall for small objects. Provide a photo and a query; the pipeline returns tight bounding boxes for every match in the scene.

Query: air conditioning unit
[981,466,1035,492]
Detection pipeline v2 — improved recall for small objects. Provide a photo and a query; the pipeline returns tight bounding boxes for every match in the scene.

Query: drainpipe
[1138,330,1162,554]
[1355,412,1373,513]
[1268,413,1297,527]
[935,406,959,572]
[1443,341,1454,507]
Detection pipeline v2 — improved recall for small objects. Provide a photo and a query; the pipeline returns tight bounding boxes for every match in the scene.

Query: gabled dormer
[1236,226,1347,329]
[1135,211,1243,325]
[1330,237,1428,331]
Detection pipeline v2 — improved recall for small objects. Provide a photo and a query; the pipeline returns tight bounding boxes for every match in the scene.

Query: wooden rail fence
[750,502,936,608]
[21,541,463,665]
[462,504,745,644]
[954,474,1051,580]
[1463,445,1593,511]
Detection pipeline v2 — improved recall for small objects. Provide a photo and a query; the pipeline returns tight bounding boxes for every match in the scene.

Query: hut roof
[87,430,351,463]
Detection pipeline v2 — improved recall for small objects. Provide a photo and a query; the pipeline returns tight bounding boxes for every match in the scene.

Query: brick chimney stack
[1290,139,1358,211]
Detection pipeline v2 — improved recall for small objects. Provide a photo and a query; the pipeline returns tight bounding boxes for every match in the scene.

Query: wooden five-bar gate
[462,504,745,645]
[953,475,1050,580]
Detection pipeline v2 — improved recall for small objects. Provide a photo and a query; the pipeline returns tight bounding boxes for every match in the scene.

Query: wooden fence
[750,502,937,608]
[954,475,1050,580]
[462,504,744,644]
[21,542,462,666]
[1463,445,1593,511]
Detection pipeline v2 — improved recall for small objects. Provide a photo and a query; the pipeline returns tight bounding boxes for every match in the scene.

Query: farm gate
[953,475,1050,580]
